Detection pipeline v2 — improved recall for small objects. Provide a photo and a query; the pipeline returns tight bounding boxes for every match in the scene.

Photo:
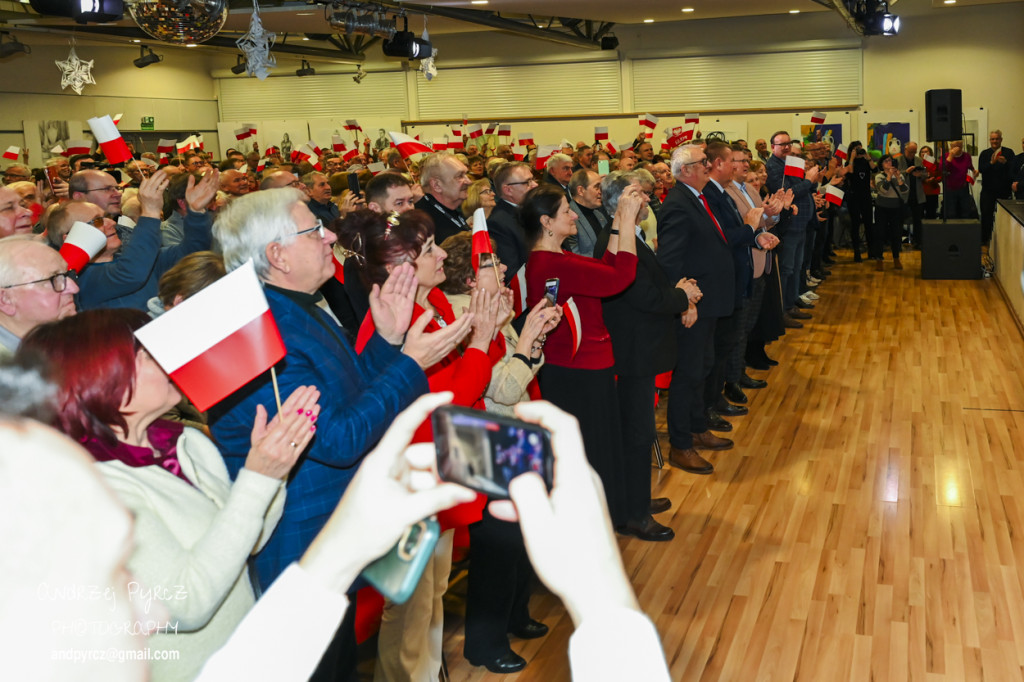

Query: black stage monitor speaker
[925,89,962,141]
[921,219,980,279]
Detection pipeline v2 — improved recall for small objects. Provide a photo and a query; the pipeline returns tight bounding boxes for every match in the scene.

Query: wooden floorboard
[437,249,1024,681]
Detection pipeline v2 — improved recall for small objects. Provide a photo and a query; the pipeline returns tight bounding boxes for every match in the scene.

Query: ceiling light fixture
[133,44,162,67]
[643,18,654,23]
[296,59,316,77]
[230,54,247,74]
[681,7,695,12]
[789,9,800,13]
[381,15,432,59]
[0,32,30,58]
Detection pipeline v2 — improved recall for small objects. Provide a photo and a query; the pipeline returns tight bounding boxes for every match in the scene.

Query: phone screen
[544,278,559,306]
[347,173,361,196]
[433,405,554,498]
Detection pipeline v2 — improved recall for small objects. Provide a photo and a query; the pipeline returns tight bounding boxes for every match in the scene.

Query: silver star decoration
[55,46,96,96]
[236,2,276,80]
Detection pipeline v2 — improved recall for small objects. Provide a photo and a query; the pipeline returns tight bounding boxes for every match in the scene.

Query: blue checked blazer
[209,287,429,589]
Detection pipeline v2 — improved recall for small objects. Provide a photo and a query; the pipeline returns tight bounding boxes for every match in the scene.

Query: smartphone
[597,159,610,176]
[347,173,362,196]
[433,405,554,499]
[45,165,62,192]
[361,518,440,604]
[544,278,559,307]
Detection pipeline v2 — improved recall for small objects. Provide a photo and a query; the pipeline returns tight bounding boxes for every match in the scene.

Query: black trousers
[667,316,716,450]
[728,276,766,382]
[847,196,872,255]
[616,374,656,523]
[980,189,1009,243]
[704,311,740,410]
[874,205,903,260]
[464,508,534,661]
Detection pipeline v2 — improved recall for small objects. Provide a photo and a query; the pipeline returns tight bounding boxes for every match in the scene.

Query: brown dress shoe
[783,314,804,329]
[668,446,714,474]
[691,430,734,451]
[649,497,672,514]
[788,308,812,320]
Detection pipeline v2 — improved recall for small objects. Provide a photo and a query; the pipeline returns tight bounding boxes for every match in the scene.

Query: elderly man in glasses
[0,237,79,358]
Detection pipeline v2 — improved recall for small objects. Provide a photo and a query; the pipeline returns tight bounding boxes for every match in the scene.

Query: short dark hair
[439,231,497,296]
[769,130,790,147]
[336,209,433,289]
[568,168,594,198]
[520,185,567,249]
[705,141,731,163]
[492,161,531,196]
[365,172,413,206]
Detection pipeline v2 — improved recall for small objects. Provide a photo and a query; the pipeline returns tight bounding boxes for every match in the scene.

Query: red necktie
[699,193,727,243]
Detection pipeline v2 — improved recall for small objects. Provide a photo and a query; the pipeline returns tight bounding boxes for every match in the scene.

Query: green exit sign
[141,116,155,131]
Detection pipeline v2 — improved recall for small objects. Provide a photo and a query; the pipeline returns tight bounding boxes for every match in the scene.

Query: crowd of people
[0,123,1016,680]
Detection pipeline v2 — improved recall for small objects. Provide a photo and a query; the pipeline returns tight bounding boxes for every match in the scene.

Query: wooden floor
[437,249,1024,681]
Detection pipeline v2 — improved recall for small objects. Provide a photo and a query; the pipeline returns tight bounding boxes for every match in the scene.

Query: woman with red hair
[18,308,320,682]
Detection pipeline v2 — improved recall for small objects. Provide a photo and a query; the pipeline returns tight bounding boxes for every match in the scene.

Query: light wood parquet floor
[433,249,1024,681]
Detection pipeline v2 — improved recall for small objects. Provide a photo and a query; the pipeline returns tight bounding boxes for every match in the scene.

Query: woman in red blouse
[521,184,643,527]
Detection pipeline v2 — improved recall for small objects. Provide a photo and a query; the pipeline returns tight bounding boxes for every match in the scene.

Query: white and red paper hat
[59,220,107,273]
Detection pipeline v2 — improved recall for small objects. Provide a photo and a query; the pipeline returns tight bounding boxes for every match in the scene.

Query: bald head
[260,170,299,191]
[220,169,249,197]
[68,170,122,216]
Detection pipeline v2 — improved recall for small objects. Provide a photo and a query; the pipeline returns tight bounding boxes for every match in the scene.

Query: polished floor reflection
[440,250,1024,681]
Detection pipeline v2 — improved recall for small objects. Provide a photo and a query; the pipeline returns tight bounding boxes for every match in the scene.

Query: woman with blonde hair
[461,179,496,225]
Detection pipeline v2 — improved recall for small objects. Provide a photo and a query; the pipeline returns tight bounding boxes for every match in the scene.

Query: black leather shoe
[788,308,812,320]
[811,268,831,278]
[617,515,675,542]
[510,619,549,640]
[468,651,527,674]
[746,356,771,371]
[763,352,779,366]
[705,408,733,432]
[723,382,747,404]
[783,314,804,329]
[649,497,672,514]
[794,297,815,309]
[714,399,748,416]
[739,375,767,389]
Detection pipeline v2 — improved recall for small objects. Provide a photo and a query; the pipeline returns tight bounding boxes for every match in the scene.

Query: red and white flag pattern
[66,139,91,156]
[448,128,464,149]
[59,220,107,273]
[157,139,176,154]
[471,208,494,271]
[509,265,527,316]
[825,185,845,206]
[245,123,258,137]
[639,113,660,130]
[342,147,360,162]
[344,119,362,132]
[535,144,558,170]
[683,113,700,124]
[562,297,582,359]
[256,158,267,172]
[112,113,123,126]
[87,115,132,165]
[50,144,65,156]
[594,126,609,141]
[332,135,346,152]
[922,154,937,172]
[389,131,432,160]
[485,123,497,136]
[834,148,848,161]
[432,138,448,152]
[810,111,826,125]
[134,260,287,413]
[784,155,806,178]
[604,139,619,155]
[305,140,323,156]
[499,124,511,137]
[234,127,252,140]
[2,146,19,160]
[518,133,534,147]
[466,123,483,139]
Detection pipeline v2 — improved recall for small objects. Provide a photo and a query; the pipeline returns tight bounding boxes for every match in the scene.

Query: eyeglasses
[682,158,711,167]
[505,180,534,187]
[83,185,120,194]
[4,172,31,180]
[480,188,495,195]
[88,215,106,229]
[1,270,77,293]
[294,220,326,239]
[772,141,793,147]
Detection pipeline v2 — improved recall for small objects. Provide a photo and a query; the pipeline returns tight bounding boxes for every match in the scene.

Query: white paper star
[55,47,96,96]
[236,2,276,81]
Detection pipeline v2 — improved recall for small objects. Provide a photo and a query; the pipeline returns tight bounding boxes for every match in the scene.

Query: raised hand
[245,385,321,479]
[369,262,416,345]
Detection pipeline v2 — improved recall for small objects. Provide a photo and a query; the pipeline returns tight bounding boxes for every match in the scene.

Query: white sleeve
[567,608,671,681]
[193,563,350,682]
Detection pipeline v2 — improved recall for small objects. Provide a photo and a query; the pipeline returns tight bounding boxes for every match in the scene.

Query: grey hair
[212,187,306,278]
[419,152,458,190]
[0,236,38,287]
[632,168,655,187]
[0,357,57,422]
[601,171,641,215]
[670,145,703,179]
[300,171,326,189]
[546,153,572,171]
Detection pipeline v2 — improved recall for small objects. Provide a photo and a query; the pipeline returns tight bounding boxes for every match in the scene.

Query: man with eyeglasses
[69,169,123,218]
[2,165,32,186]
[489,161,537,284]
[0,237,79,358]
[260,169,303,191]
[765,130,819,327]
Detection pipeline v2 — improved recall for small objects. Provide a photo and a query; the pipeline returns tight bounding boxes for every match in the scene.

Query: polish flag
[470,208,494,271]
[513,148,525,162]
[344,119,362,131]
[966,174,975,185]
[332,135,346,152]
[518,133,534,147]
[305,140,323,157]
[389,131,433,160]
[449,128,464,149]
[639,113,659,131]
[683,113,700,124]
[499,124,511,137]
[667,127,688,148]
[157,139,176,154]
[825,185,845,206]
[87,115,132,165]
[176,137,196,154]
[298,146,322,170]
[466,123,483,139]
[784,155,806,178]
[134,260,287,413]
[604,139,618,155]
[810,111,826,125]
[245,123,258,137]
[594,126,609,141]
[485,123,497,136]
[922,154,937,172]
[256,158,266,172]
[66,139,92,156]
[432,138,448,152]
[367,162,387,175]
[562,297,582,359]
[2,146,19,160]
[50,144,65,156]
[195,134,205,151]
[264,146,279,158]
[535,144,558,170]
[462,113,468,128]
[234,127,252,140]
[509,265,527,316]
[681,129,694,143]
[158,153,170,166]
[834,148,848,161]
[112,113,123,126]
[342,147,360,162]
[58,220,107,273]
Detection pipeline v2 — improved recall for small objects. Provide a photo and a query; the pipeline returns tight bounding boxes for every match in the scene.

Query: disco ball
[128,0,228,45]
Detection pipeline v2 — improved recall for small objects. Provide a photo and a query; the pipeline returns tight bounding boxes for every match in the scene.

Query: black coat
[487,200,528,286]
[703,180,759,310]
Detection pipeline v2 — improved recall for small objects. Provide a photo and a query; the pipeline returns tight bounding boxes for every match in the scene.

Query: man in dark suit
[487,161,536,286]
[414,152,471,244]
[596,171,700,539]
[542,153,573,200]
[979,129,1016,244]
[566,168,608,258]
[656,144,736,474]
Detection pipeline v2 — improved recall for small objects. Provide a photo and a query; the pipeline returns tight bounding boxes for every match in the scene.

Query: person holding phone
[874,154,910,270]
[522,183,639,529]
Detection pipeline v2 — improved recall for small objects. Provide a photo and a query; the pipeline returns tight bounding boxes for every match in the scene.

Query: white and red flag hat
[134,260,287,412]
[825,185,845,206]
[59,220,107,273]
[784,155,806,178]
[471,208,494,271]
[2,146,19,161]
[389,131,433,160]
[87,115,132,165]
[594,126,609,141]
[65,139,92,156]
[518,133,534,147]
[562,297,582,359]
[810,111,826,125]
[509,265,527,316]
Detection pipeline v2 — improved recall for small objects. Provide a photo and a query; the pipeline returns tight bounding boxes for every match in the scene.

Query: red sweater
[525,249,637,370]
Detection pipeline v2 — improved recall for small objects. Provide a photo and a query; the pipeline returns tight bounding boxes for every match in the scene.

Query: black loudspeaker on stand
[925,89,963,142]
[921,219,981,279]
